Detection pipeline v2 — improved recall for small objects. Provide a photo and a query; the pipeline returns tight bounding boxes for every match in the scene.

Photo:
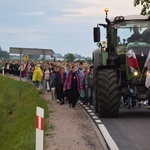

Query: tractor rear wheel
[97,69,120,117]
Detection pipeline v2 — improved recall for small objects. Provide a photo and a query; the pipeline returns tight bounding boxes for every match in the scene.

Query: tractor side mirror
[93,27,101,42]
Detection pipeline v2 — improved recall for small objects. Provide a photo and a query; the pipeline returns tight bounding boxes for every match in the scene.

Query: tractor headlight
[130,67,138,76]
[133,71,138,76]
[102,41,107,53]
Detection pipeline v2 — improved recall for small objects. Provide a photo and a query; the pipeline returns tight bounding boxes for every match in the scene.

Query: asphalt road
[100,104,150,150]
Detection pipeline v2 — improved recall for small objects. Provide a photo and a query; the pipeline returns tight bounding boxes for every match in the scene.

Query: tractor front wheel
[97,69,120,117]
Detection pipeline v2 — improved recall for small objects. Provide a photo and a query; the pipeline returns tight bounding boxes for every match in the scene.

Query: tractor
[93,8,150,117]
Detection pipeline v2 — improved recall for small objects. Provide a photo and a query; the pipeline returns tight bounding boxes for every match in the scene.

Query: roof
[123,14,149,20]
[110,14,149,22]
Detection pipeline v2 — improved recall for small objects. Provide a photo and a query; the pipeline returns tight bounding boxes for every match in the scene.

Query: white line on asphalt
[92,116,98,119]
[98,124,119,150]
[95,120,102,123]
[87,109,92,112]
[78,103,108,150]
[89,113,95,116]
[78,101,119,150]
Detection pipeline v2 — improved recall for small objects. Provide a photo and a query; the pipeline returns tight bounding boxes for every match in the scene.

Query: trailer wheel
[97,69,120,117]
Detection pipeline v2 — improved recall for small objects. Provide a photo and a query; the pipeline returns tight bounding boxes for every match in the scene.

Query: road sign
[10,47,54,56]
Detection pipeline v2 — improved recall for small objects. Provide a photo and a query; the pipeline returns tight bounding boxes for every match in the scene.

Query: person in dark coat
[127,26,142,42]
[63,65,81,108]
[50,65,62,103]
[85,65,94,106]
[57,66,66,105]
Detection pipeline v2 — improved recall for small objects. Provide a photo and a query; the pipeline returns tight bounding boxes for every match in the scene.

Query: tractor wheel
[94,72,98,113]
[97,69,120,117]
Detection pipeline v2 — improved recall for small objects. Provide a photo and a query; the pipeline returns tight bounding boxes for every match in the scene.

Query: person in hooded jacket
[32,64,43,88]
[63,65,81,108]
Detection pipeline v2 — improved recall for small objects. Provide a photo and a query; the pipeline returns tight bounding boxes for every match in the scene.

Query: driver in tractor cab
[127,26,143,43]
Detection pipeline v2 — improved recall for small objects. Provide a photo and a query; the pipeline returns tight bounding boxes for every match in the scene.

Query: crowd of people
[1,59,150,110]
[0,60,94,109]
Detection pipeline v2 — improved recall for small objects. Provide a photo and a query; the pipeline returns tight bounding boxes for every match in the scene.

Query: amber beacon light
[104,8,109,13]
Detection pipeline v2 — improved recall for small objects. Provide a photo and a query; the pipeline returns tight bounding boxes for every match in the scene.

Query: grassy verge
[0,75,50,150]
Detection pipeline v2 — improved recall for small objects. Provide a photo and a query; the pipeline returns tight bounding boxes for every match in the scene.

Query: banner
[144,50,150,67]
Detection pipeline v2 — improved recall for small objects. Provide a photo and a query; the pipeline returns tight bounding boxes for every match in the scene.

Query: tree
[0,47,10,59]
[134,0,150,15]
[64,53,75,62]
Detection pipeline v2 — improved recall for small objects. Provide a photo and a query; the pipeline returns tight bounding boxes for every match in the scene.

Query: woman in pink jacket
[63,65,81,108]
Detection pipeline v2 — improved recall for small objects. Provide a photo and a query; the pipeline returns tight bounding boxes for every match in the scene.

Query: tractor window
[115,20,150,54]
[116,21,150,45]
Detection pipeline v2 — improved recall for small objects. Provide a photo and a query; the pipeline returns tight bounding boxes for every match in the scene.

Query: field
[0,75,49,150]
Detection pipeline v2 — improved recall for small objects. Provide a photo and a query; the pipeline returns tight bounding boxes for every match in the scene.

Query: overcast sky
[0,0,142,57]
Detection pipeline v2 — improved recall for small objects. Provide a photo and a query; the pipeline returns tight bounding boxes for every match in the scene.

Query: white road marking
[95,120,102,123]
[87,109,92,112]
[98,124,119,150]
[92,116,98,119]
[78,102,119,150]
[89,113,95,115]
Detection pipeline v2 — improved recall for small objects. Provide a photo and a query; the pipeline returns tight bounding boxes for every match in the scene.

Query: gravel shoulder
[44,92,104,150]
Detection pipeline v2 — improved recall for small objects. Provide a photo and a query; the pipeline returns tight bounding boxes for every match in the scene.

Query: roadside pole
[2,67,4,76]
[36,107,44,150]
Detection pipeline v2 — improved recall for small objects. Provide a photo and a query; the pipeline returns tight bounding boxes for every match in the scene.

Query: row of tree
[0,47,10,59]
[0,47,91,63]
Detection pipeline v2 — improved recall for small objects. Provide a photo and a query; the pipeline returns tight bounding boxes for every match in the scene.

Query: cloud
[21,11,46,16]
[50,0,142,26]
[0,26,46,42]
[0,0,143,57]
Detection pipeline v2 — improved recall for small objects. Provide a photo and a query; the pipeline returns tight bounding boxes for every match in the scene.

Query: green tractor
[93,9,150,118]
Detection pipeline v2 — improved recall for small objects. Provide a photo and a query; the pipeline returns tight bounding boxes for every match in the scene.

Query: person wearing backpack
[50,65,61,102]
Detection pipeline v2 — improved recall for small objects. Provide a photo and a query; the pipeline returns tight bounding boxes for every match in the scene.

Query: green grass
[0,76,51,150]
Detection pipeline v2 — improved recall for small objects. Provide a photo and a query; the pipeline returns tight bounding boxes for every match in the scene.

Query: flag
[144,50,150,67]
[145,50,150,88]
[24,55,28,61]
[145,73,150,88]
[126,49,139,68]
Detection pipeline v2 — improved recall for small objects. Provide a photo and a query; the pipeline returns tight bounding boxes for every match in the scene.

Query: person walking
[43,64,51,94]
[57,66,66,105]
[85,65,94,106]
[81,65,89,105]
[32,64,43,89]
[50,65,61,102]
[25,62,32,81]
[63,65,81,108]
